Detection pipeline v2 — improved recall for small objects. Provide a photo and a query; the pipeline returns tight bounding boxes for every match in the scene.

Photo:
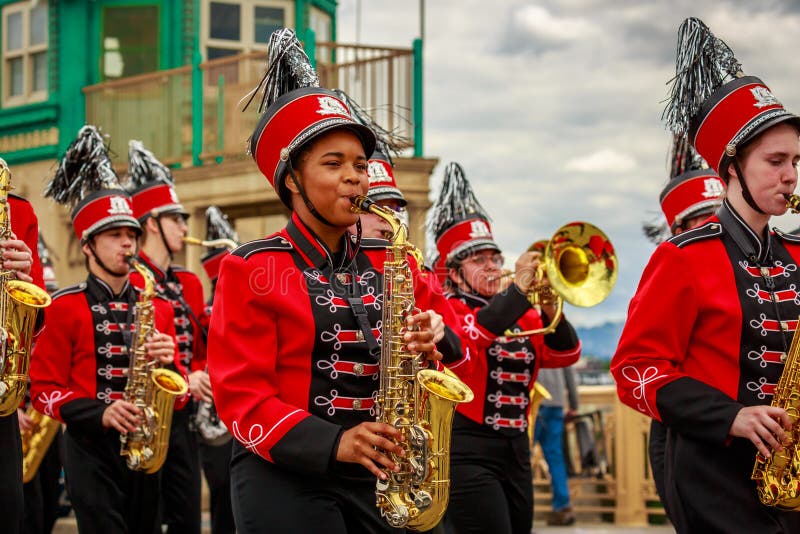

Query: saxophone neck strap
[347,295,381,360]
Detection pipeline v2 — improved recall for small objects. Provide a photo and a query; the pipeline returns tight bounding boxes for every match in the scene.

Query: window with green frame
[204,0,291,60]
[1,1,48,107]
[102,5,159,80]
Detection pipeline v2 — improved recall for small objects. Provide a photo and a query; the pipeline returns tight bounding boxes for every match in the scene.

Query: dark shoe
[547,507,576,526]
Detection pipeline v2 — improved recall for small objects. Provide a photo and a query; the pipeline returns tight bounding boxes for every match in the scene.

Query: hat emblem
[316,96,350,117]
[702,178,725,198]
[108,195,133,215]
[751,86,780,109]
[368,161,391,184]
[469,220,492,239]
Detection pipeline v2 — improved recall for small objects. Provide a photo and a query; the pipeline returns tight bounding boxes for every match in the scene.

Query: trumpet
[502,222,617,338]
[182,236,238,250]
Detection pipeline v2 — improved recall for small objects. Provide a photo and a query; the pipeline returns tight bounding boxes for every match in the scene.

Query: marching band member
[611,18,800,532]
[30,126,179,533]
[641,136,725,514]
[207,29,459,534]
[196,207,236,534]
[127,140,207,534]
[0,158,44,534]
[427,162,581,534]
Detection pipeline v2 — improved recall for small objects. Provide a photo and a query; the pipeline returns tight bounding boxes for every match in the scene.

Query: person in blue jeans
[534,366,578,526]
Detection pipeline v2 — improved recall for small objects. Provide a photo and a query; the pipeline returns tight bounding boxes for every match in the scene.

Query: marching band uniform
[207,29,462,534]
[643,140,725,513]
[612,18,800,533]
[30,126,181,533]
[0,186,44,534]
[128,142,206,534]
[428,163,581,534]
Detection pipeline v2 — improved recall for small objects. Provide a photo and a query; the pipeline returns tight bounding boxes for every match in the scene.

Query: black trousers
[64,428,160,534]
[447,422,532,534]
[23,429,63,534]
[161,408,202,534]
[199,439,235,534]
[0,411,24,534]
[649,420,668,511]
[230,441,402,534]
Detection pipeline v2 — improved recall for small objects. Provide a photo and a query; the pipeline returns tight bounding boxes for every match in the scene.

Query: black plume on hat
[44,125,121,207]
[205,206,238,243]
[662,17,742,137]
[331,89,410,163]
[425,162,493,265]
[127,139,174,189]
[240,28,319,114]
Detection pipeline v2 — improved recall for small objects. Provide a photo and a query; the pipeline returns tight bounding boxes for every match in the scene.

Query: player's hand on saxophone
[405,309,443,363]
[336,422,405,479]
[0,236,32,282]
[102,400,143,434]
[144,331,175,365]
[730,405,792,459]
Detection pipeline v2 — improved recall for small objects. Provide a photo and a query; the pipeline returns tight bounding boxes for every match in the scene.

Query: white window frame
[2,1,48,107]
[201,0,294,60]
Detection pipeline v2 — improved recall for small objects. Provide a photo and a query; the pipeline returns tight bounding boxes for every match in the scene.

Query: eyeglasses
[466,253,504,268]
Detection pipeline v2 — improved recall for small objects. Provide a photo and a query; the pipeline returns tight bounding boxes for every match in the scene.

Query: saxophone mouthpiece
[182,236,203,246]
[349,194,374,214]
[785,193,800,214]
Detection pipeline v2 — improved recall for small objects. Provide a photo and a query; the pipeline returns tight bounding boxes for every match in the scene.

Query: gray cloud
[338,0,800,326]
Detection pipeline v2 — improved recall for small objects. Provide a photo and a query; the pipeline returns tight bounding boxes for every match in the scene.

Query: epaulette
[666,221,723,249]
[773,228,800,245]
[357,237,391,249]
[232,235,293,260]
[51,281,87,300]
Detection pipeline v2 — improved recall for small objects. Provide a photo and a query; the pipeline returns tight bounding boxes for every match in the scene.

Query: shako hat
[127,140,189,222]
[426,162,499,278]
[244,29,375,208]
[44,125,140,243]
[663,18,800,180]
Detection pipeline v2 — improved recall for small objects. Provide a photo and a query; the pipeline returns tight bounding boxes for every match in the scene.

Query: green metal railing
[83,40,421,166]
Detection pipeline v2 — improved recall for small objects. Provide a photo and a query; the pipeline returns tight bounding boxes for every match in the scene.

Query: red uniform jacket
[207,213,465,477]
[130,252,208,372]
[9,194,44,290]
[446,287,580,434]
[30,275,180,434]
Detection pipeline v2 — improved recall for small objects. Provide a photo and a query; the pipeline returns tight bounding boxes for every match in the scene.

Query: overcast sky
[336,0,800,327]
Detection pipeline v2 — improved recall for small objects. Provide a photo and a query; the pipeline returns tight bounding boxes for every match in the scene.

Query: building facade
[0,0,432,290]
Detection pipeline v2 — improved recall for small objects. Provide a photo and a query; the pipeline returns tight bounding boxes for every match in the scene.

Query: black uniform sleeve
[60,398,108,435]
[475,284,532,335]
[438,325,464,365]
[543,317,579,351]
[269,415,344,476]
[656,377,743,445]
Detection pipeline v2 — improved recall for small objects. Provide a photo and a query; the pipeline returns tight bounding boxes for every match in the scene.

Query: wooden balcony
[82,41,420,167]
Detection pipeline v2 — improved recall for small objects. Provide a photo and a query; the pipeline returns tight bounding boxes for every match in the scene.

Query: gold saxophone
[120,258,188,473]
[21,408,60,483]
[751,193,800,508]
[351,195,474,531]
[0,160,51,416]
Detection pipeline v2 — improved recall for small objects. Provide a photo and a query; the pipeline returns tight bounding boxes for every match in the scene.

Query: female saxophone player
[206,29,463,534]
[612,18,800,532]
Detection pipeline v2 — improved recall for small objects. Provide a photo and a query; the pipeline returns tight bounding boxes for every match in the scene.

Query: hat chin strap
[287,161,335,227]
[732,158,766,215]
[88,240,128,281]
[154,215,175,262]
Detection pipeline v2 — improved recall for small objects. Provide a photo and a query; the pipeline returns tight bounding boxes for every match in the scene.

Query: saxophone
[120,258,188,473]
[351,195,474,531]
[21,408,61,483]
[0,160,51,416]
